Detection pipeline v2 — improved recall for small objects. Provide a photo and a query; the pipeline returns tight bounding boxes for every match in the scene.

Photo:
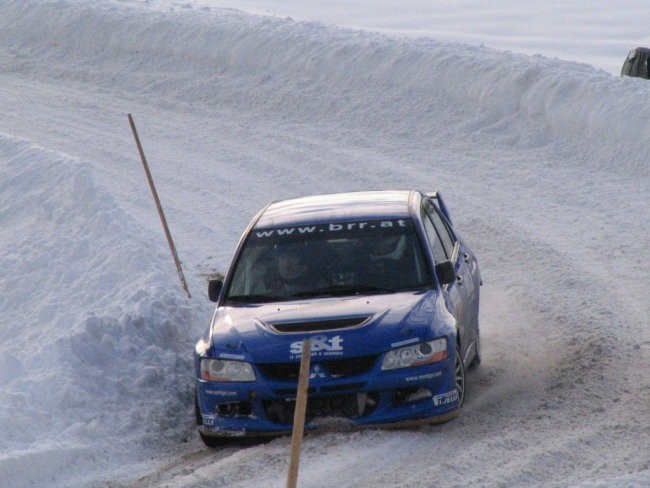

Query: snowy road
[1,1,649,487]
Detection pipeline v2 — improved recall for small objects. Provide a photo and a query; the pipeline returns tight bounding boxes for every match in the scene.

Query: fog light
[405,388,433,402]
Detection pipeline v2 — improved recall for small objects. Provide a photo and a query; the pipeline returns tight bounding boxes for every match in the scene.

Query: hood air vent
[267,316,371,333]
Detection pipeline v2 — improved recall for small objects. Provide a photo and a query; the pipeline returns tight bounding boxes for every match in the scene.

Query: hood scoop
[265,315,372,333]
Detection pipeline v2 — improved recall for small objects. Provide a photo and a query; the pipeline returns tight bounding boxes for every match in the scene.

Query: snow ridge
[2,0,650,178]
[0,133,196,485]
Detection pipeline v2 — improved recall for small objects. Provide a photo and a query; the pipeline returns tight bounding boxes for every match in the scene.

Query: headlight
[200,359,256,382]
[381,338,447,370]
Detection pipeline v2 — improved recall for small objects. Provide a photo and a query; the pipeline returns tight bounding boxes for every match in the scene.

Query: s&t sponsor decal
[290,334,344,359]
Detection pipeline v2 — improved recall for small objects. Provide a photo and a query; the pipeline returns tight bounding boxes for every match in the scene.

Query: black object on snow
[621,47,650,79]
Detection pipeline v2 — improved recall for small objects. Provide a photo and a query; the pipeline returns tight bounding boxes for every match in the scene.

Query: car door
[422,200,476,360]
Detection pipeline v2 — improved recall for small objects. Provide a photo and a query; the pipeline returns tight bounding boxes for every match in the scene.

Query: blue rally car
[194,190,481,445]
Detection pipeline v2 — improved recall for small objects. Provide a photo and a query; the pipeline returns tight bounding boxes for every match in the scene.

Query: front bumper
[196,355,459,438]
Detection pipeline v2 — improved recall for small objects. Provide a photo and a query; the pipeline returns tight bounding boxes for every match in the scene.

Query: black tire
[454,348,466,408]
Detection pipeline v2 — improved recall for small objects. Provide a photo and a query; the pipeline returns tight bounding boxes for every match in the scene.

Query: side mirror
[435,260,457,285]
[208,278,224,302]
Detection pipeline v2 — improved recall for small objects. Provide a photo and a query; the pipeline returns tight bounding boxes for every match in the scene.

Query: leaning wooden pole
[128,113,191,299]
[286,339,311,488]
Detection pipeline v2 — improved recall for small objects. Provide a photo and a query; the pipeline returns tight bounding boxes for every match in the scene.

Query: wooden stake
[128,113,191,299]
[286,339,311,488]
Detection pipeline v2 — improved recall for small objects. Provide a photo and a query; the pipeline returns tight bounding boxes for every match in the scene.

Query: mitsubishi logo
[309,364,327,380]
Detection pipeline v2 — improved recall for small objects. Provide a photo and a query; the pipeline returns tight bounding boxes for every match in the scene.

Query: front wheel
[454,349,466,408]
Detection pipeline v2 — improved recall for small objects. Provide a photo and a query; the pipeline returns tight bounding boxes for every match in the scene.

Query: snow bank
[3,0,650,179]
[127,0,650,76]
[0,133,197,485]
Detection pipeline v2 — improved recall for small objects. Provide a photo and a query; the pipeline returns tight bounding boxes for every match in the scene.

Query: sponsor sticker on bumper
[201,414,217,426]
[432,390,458,407]
[405,371,442,382]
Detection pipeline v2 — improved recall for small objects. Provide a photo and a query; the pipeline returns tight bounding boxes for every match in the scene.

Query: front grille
[258,362,301,381]
[257,354,378,381]
[264,392,379,424]
[267,316,371,333]
[325,355,377,377]
[273,383,365,395]
[272,387,317,396]
[321,382,365,393]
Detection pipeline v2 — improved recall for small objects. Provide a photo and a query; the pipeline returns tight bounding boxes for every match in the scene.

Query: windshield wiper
[228,285,428,303]
[226,294,285,304]
[291,284,397,298]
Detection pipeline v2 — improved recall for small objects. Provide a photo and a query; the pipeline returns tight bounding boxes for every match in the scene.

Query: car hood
[208,290,454,362]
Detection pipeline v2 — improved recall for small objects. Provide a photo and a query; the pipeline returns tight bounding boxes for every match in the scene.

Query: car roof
[255,190,420,228]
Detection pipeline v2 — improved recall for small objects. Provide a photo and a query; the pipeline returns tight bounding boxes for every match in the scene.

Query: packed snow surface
[0,1,649,487]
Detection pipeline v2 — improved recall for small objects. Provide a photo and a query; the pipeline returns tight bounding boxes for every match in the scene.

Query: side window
[421,209,447,263]
[425,201,456,259]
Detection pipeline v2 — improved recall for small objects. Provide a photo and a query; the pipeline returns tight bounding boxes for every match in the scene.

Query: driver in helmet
[366,234,409,287]
[368,234,407,263]
[270,243,312,295]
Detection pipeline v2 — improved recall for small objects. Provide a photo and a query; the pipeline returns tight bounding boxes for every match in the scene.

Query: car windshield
[225,218,432,303]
